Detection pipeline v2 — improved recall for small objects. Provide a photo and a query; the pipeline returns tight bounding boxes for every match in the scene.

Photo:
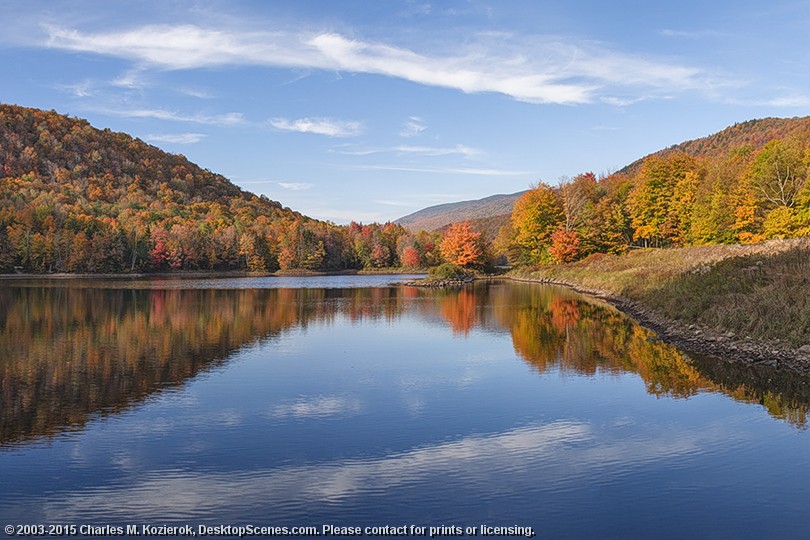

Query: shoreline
[0,268,428,280]
[502,275,810,374]
[4,266,807,373]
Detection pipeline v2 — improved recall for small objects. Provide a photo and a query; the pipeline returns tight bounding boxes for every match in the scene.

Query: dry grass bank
[514,238,810,349]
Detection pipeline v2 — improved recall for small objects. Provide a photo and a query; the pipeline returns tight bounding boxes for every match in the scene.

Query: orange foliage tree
[548,227,582,263]
[439,222,485,267]
[400,246,421,267]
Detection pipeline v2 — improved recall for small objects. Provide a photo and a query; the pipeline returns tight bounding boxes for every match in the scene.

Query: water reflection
[484,282,810,428]
[0,286,405,446]
[2,280,809,449]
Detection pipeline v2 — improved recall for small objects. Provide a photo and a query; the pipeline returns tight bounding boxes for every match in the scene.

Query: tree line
[0,105,451,273]
[496,135,810,266]
[2,104,809,273]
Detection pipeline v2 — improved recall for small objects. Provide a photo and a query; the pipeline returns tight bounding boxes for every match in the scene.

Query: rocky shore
[407,276,476,288]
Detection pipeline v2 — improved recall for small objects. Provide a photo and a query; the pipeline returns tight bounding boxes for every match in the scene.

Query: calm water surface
[2,276,810,539]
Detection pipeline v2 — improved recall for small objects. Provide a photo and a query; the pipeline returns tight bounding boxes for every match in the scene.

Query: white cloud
[590,124,621,132]
[659,29,724,38]
[270,117,363,137]
[395,144,480,158]
[400,116,427,137]
[146,133,207,144]
[307,207,388,223]
[764,95,810,107]
[277,181,314,191]
[374,199,415,207]
[330,147,381,156]
[177,86,214,99]
[56,80,95,97]
[42,23,723,105]
[332,144,480,159]
[111,69,148,89]
[94,107,246,126]
[356,164,530,176]
[724,94,810,108]
[600,96,646,107]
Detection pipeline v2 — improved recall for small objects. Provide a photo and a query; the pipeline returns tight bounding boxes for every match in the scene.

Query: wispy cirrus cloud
[42,23,726,105]
[374,199,415,207]
[600,96,646,107]
[333,144,480,159]
[111,69,149,89]
[93,106,246,126]
[146,133,206,144]
[277,181,314,191]
[767,95,810,107]
[176,86,214,99]
[270,117,363,137]
[659,29,725,38]
[395,144,480,158]
[56,80,95,97]
[723,94,810,108]
[355,164,529,176]
[400,116,427,137]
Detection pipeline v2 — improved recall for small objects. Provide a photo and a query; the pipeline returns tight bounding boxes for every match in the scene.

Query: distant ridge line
[395,191,527,232]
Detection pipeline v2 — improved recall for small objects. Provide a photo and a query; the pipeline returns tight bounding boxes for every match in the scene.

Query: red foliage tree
[400,246,421,267]
[548,227,582,263]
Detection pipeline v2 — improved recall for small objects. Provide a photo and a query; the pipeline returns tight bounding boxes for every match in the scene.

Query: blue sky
[2,1,809,223]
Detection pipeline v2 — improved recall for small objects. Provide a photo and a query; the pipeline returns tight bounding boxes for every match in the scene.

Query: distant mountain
[399,116,810,237]
[396,191,527,232]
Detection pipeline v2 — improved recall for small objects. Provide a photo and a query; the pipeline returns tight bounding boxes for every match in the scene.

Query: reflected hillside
[440,282,810,429]
[486,283,711,397]
[3,281,810,447]
[0,286,409,447]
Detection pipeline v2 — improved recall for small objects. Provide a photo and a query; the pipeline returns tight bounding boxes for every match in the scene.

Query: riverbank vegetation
[513,239,810,349]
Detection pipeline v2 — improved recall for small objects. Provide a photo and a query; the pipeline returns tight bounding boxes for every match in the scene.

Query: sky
[2,1,809,224]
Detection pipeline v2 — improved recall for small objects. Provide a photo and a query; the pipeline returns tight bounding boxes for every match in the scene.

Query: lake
[2,276,810,539]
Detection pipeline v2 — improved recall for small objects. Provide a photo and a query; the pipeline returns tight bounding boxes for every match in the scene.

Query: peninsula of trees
[1,104,809,274]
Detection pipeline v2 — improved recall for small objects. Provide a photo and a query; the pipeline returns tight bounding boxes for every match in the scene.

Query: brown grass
[517,238,810,347]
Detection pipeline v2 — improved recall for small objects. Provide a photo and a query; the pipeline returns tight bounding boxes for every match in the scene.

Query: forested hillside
[498,117,810,266]
[620,117,810,174]
[0,105,441,273]
[3,104,809,274]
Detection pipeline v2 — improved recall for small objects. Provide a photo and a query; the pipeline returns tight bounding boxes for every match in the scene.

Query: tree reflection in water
[2,281,809,447]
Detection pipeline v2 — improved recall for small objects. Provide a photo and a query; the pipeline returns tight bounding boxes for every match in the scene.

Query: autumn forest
[2,104,810,274]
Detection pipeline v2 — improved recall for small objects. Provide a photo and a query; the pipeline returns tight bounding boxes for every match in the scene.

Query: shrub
[429,263,469,280]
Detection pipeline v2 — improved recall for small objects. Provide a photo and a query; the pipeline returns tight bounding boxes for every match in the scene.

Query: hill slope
[620,116,810,174]
[0,104,306,272]
[0,104,285,209]
[396,191,527,232]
